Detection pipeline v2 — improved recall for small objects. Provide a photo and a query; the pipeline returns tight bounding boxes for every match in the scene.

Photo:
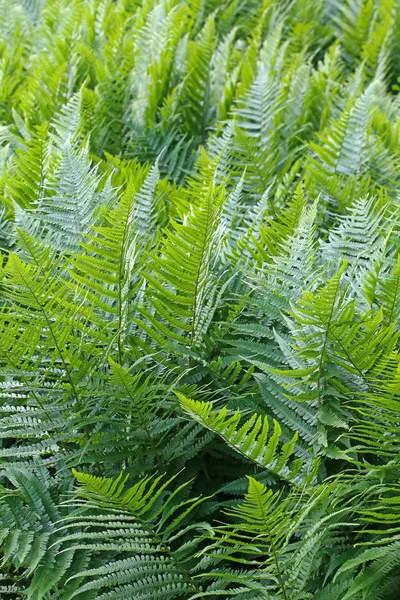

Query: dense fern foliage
[1,0,400,598]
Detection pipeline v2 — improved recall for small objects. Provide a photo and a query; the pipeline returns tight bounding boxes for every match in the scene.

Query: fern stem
[253,484,289,600]
[14,261,83,413]
[190,196,212,352]
[113,362,163,468]
[116,198,132,365]
[135,512,202,594]
[315,273,343,409]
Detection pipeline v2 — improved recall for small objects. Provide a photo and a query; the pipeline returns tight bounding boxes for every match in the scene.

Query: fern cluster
[0,0,400,598]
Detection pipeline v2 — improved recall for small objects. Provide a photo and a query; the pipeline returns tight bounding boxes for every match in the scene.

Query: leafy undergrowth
[0,0,400,598]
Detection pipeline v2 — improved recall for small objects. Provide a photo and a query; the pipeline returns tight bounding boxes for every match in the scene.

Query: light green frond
[178,393,314,485]
[180,16,217,138]
[6,123,50,209]
[136,168,226,353]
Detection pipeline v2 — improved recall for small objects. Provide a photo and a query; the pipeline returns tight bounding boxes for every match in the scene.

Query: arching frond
[178,394,316,485]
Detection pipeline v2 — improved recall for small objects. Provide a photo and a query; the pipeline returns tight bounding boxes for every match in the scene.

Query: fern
[180,16,217,139]
[178,393,315,485]
[6,123,49,209]
[1,1,400,598]
[57,469,206,599]
[136,164,226,355]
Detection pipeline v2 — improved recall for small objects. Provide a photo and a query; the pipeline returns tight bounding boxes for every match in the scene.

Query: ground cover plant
[0,0,400,598]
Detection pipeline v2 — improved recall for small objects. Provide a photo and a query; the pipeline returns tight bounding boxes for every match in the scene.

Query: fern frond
[56,469,206,599]
[178,394,314,485]
[180,16,217,139]
[136,169,226,353]
[6,123,49,209]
